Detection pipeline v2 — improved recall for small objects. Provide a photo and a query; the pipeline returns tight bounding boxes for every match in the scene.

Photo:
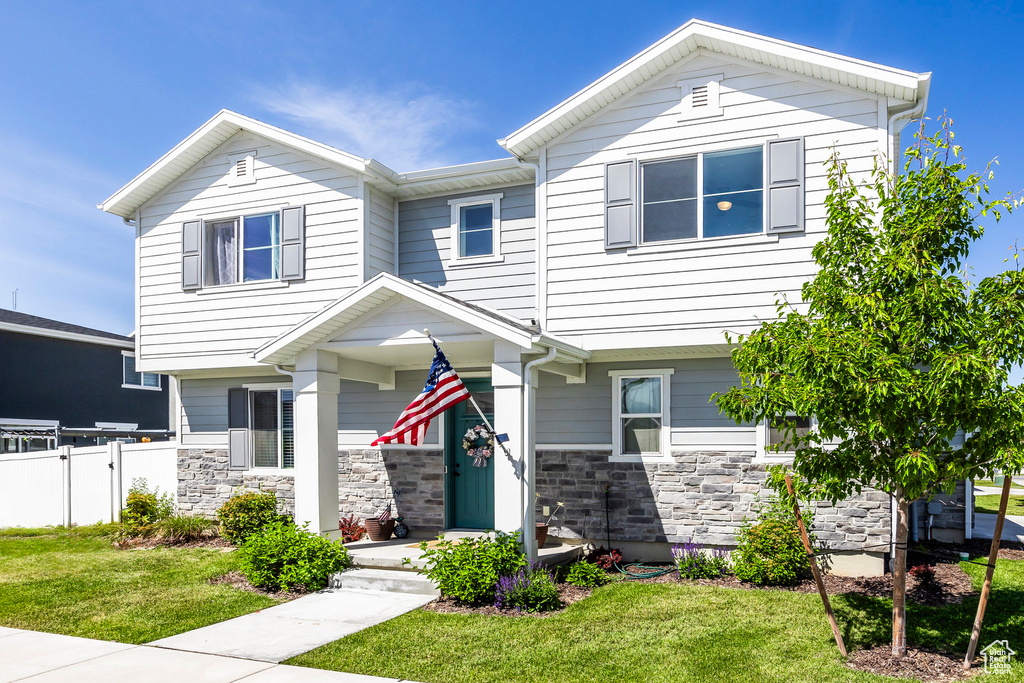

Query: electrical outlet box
[542,505,550,516]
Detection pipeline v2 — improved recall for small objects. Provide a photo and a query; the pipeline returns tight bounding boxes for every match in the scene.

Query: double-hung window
[641,146,764,243]
[205,212,282,286]
[609,369,674,459]
[122,352,161,390]
[757,413,814,461]
[249,388,294,469]
[448,194,502,263]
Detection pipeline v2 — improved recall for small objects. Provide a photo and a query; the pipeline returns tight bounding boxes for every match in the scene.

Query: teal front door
[445,379,495,529]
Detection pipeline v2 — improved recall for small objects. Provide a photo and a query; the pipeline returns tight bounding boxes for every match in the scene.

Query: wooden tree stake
[785,474,848,657]
[963,475,1013,671]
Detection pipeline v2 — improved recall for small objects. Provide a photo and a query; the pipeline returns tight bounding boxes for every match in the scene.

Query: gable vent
[227,151,257,187]
[235,158,247,177]
[691,84,709,107]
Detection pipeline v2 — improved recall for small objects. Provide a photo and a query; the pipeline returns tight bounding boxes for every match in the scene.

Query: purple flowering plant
[493,561,561,612]
[672,538,731,579]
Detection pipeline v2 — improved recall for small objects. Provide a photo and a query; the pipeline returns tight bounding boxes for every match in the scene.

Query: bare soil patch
[208,570,305,601]
[116,536,233,551]
[846,646,974,682]
[422,583,592,617]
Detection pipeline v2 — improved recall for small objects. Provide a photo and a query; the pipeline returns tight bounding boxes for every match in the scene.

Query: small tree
[714,117,1024,657]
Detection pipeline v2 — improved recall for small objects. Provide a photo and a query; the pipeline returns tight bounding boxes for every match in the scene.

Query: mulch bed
[422,583,592,617]
[116,535,233,550]
[846,647,973,682]
[208,570,306,601]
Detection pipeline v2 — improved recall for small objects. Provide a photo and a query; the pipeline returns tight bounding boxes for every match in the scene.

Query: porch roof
[253,273,589,368]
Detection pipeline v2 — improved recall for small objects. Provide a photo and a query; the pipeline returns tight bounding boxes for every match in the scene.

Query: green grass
[286,560,1024,683]
[974,479,1023,489]
[0,525,281,644]
[975,493,1024,516]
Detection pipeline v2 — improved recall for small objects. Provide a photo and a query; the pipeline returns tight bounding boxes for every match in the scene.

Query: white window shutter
[767,138,805,234]
[605,160,636,249]
[280,206,305,281]
[228,388,249,470]
[181,220,202,290]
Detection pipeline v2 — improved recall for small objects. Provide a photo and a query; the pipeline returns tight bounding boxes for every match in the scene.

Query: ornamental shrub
[672,538,731,579]
[238,520,350,591]
[217,489,285,544]
[339,514,365,543]
[494,562,561,612]
[157,514,216,544]
[732,499,812,586]
[121,478,175,537]
[417,531,527,605]
[585,545,623,570]
[564,560,610,588]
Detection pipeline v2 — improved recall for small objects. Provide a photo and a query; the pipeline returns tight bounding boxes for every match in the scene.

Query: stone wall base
[176,448,294,519]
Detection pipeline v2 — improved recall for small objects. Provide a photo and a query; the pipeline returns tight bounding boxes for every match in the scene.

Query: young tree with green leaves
[714,117,1024,657]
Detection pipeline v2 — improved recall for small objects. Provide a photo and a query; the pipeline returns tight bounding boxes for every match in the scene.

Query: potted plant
[364,507,396,542]
[535,498,564,548]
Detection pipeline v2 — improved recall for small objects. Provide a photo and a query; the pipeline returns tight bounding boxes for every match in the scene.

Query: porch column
[292,349,340,535]
[492,341,534,558]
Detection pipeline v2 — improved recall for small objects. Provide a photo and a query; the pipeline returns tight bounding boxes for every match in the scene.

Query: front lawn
[0,525,281,643]
[975,493,1024,516]
[287,560,1024,683]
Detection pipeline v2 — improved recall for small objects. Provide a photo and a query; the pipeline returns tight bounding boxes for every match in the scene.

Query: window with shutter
[605,160,636,248]
[766,137,805,233]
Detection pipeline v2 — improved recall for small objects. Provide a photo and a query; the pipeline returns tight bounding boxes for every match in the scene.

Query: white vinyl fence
[0,441,178,528]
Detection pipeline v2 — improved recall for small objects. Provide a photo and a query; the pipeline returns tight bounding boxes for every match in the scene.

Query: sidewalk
[0,626,415,683]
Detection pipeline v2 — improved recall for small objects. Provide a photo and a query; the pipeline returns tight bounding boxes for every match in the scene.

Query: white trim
[0,418,59,428]
[448,193,503,264]
[0,321,131,349]
[196,279,290,296]
[536,443,614,451]
[95,422,139,431]
[752,414,816,463]
[122,351,162,391]
[608,368,674,461]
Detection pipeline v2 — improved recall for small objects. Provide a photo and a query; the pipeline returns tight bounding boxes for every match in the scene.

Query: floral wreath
[462,425,494,467]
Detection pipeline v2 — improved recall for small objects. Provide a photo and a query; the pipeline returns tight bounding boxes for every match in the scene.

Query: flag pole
[424,329,513,459]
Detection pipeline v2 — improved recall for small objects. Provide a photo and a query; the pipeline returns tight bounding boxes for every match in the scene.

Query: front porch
[253,273,590,561]
[345,530,580,571]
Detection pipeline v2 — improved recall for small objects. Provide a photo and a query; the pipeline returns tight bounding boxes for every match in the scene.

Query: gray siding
[535,357,748,444]
[398,183,536,319]
[179,375,288,445]
[366,186,396,277]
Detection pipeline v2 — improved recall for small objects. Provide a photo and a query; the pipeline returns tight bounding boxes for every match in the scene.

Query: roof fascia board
[100,110,400,218]
[500,19,927,157]
[0,322,132,348]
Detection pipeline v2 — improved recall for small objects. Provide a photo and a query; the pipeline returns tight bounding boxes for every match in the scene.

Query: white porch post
[492,341,534,560]
[292,349,340,535]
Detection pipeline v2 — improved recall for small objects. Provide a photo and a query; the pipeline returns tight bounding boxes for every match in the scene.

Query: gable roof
[499,19,931,158]
[0,308,133,348]
[254,273,587,366]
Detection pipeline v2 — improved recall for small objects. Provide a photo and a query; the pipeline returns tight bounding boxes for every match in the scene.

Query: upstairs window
[122,353,161,390]
[205,212,281,286]
[641,146,763,243]
[448,193,503,264]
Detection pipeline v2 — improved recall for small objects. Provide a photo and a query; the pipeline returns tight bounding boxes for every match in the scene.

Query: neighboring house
[99,19,968,574]
[0,309,172,450]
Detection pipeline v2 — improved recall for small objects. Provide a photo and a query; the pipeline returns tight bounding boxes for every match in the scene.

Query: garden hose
[604,485,676,579]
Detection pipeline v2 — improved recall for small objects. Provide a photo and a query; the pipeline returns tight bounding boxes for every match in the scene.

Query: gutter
[522,346,558,562]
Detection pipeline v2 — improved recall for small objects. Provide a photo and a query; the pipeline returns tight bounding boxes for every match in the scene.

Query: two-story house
[100,20,968,574]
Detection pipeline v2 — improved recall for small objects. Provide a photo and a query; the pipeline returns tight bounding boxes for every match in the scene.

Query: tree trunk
[892,495,910,657]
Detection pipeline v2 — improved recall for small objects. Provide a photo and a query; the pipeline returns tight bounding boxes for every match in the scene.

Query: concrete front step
[332,568,440,596]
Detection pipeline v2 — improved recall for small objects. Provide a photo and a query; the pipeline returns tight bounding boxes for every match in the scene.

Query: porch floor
[345,530,579,570]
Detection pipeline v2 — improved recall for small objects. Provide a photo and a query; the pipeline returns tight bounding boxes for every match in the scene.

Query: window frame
[638,143,767,246]
[448,193,504,265]
[202,210,284,287]
[242,384,294,471]
[755,413,817,462]
[122,352,162,391]
[608,368,674,462]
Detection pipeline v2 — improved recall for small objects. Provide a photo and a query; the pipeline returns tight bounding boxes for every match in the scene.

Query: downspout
[513,155,544,328]
[522,346,557,562]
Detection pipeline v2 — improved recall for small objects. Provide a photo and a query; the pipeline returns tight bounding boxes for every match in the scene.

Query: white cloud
[250,82,478,171]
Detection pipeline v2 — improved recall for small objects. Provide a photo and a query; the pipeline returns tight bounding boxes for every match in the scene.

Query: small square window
[204,212,282,286]
[448,194,503,264]
[768,414,812,449]
[609,369,674,459]
[122,354,162,391]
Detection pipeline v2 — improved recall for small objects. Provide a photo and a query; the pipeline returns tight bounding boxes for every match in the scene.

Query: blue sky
[1,0,1022,334]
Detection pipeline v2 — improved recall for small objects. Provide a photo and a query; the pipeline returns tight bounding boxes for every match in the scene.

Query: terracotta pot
[365,519,396,542]
[536,523,549,548]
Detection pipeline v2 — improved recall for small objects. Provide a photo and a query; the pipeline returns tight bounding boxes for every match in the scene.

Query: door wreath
[462,425,494,467]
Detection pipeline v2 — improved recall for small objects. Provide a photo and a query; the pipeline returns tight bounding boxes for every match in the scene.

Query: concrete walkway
[151,578,437,663]
[0,626,413,682]
[974,513,1024,542]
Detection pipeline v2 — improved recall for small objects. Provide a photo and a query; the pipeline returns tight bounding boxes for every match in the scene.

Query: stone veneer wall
[911,481,971,542]
[534,449,892,552]
[177,449,295,518]
[337,448,445,533]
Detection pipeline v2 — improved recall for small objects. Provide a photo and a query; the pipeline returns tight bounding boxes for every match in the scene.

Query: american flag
[370,339,470,447]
